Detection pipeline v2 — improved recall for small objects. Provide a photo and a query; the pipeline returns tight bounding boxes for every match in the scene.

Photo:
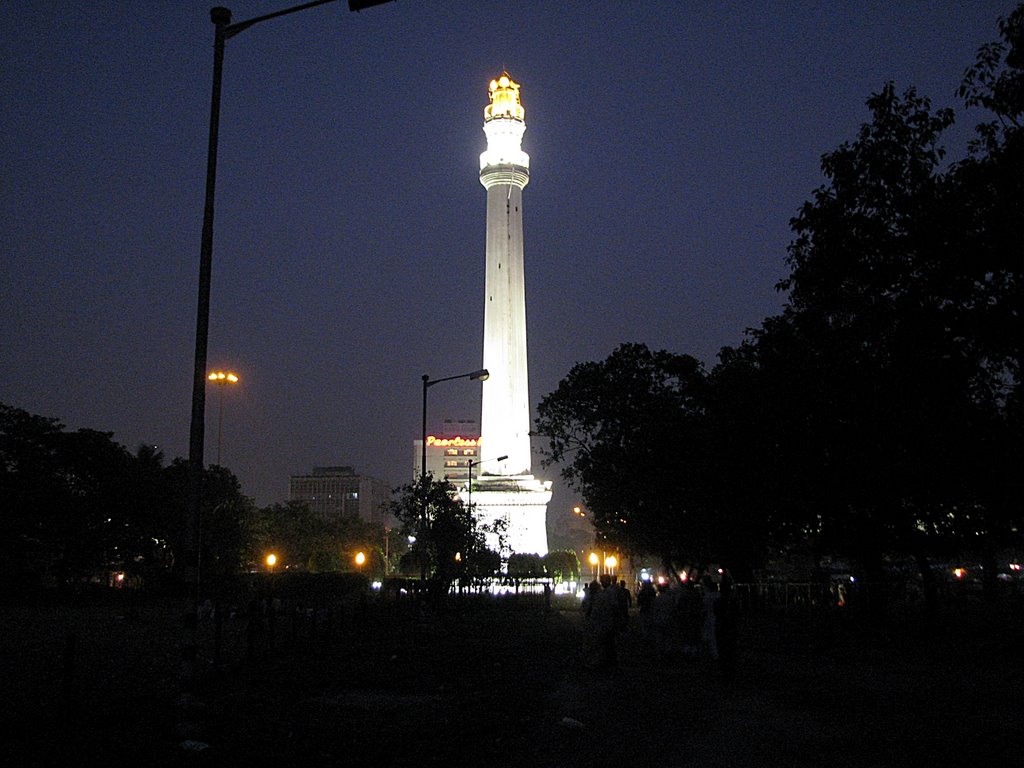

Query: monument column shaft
[481,181,532,476]
[471,72,550,557]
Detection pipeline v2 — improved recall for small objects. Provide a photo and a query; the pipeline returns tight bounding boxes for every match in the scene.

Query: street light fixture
[417,368,488,581]
[588,552,599,581]
[185,0,394,614]
[207,371,239,466]
[466,454,508,513]
[420,369,489,485]
[605,555,618,576]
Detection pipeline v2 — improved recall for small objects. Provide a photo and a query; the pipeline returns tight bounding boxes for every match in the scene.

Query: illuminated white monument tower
[469,73,551,556]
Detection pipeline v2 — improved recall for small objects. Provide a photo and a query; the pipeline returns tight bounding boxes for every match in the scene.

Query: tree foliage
[536,343,711,562]
[542,549,580,582]
[507,552,544,578]
[536,7,1023,581]
[388,476,500,594]
[0,403,254,590]
[758,10,1023,578]
[250,500,387,574]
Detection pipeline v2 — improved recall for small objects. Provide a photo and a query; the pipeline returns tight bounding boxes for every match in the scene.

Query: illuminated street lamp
[588,552,599,581]
[207,370,239,466]
[266,553,277,573]
[354,551,366,567]
[604,555,618,576]
[420,369,489,484]
[418,369,488,580]
[466,454,507,512]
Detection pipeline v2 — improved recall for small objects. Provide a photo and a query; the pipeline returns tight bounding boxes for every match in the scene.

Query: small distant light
[116,573,125,582]
[679,572,688,582]
[718,568,724,575]
[657,575,667,585]
[1010,563,1021,571]
[953,567,965,579]
[849,576,855,583]
[371,581,382,590]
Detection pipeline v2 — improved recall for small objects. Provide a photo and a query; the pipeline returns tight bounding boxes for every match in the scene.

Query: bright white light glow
[480,117,529,170]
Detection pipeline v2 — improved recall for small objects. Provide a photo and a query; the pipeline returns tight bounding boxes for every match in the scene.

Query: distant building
[288,466,392,526]
[412,418,480,486]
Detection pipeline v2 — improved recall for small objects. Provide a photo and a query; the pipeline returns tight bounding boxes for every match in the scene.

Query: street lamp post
[420,369,489,485]
[182,0,394,693]
[207,371,239,466]
[188,0,394,597]
[417,369,488,580]
[466,454,508,513]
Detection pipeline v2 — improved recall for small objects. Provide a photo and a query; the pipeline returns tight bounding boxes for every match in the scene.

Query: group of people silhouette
[582,570,737,679]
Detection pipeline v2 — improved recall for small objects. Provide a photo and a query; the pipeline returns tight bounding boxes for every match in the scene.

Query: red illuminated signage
[426,435,480,448]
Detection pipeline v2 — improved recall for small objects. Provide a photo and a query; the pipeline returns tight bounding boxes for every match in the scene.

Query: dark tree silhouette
[535,343,715,566]
[388,475,499,598]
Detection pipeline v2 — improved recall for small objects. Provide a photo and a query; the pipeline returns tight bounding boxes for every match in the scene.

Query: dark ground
[2,591,1021,767]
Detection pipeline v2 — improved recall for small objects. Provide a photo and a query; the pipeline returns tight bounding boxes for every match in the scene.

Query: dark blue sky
[0,1,1010,516]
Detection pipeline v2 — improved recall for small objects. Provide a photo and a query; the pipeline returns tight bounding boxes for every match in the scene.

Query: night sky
[1,2,1009,522]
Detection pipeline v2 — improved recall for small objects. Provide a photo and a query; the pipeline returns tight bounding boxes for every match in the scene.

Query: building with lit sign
[412,419,480,485]
[467,73,551,556]
[288,466,392,526]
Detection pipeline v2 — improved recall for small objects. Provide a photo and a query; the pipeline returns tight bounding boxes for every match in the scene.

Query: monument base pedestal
[465,474,551,556]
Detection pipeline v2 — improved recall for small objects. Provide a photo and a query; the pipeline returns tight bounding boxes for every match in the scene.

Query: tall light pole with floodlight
[187,0,395,585]
[207,371,239,466]
[182,0,394,694]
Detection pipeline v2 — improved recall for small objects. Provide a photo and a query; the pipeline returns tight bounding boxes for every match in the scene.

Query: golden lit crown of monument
[480,71,529,185]
[484,73,525,122]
